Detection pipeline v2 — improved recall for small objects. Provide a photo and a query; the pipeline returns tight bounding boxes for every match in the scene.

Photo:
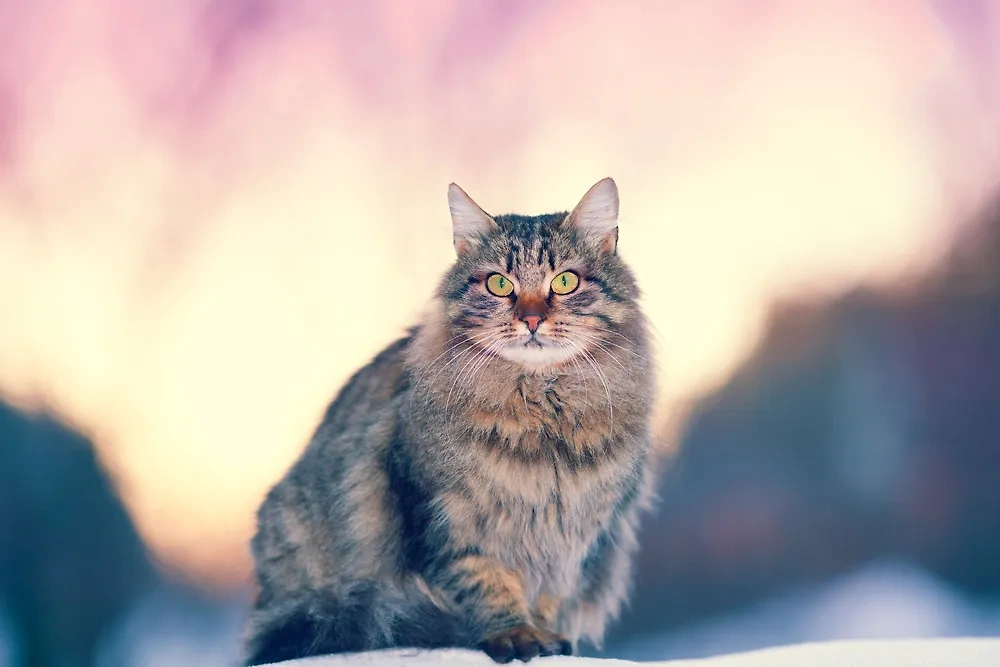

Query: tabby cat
[243,177,656,664]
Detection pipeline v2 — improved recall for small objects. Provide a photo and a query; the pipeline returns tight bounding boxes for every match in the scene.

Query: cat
[243,177,657,665]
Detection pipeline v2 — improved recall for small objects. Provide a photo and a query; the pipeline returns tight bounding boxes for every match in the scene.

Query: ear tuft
[566,177,620,254]
[448,183,496,256]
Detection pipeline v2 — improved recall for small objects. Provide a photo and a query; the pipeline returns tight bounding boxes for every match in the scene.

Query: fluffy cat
[243,178,657,664]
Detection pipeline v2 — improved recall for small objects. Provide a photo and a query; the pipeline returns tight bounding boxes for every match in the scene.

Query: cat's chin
[497,341,579,369]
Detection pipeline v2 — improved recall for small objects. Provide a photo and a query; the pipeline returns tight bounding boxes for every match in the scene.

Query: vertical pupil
[561,275,567,286]
[498,277,505,288]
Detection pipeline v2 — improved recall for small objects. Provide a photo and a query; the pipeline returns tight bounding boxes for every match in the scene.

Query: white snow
[96,587,247,667]
[261,561,1000,666]
[618,560,1000,661]
[3,561,991,667]
[264,639,1000,667]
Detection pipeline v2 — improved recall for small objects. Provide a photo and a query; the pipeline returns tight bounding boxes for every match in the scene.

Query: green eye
[486,273,514,297]
[551,271,580,295]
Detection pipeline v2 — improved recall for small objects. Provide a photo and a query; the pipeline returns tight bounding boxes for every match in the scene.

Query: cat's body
[244,179,656,665]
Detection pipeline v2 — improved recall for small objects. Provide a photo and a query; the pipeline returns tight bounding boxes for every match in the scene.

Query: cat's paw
[479,625,572,663]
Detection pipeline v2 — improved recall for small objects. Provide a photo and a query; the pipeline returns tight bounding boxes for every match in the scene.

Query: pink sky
[0,0,998,588]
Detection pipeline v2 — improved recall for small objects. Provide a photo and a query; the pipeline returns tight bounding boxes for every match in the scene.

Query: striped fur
[243,178,657,664]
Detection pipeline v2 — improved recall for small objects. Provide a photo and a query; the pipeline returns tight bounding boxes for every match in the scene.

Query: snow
[617,560,1000,661]
[259,561,1000,667]
[263,639,1000,667]
[96,586,248,667]
[4,561,995,667]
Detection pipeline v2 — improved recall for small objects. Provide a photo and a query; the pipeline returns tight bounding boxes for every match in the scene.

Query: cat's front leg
[429,554,572,663]
[531,592,562,632]
[480,626,573,664]
[563,509,641,646]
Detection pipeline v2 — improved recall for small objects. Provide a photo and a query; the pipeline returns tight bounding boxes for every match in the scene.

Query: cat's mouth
[496,334,579,368]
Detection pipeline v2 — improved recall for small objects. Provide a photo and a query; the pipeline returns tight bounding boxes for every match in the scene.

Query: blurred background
[1,0,999,665]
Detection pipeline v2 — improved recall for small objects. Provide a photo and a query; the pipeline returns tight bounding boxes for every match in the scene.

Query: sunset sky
[1,0,998,589]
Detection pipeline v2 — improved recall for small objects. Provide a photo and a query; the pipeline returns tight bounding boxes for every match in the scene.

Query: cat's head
[437,178,642,370]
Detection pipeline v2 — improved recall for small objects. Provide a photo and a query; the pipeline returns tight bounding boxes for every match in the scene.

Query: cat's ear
[448,183,497,256]
[565,177,619,254]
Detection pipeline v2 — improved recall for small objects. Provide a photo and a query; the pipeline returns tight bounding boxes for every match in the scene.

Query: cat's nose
[515,293,548,333]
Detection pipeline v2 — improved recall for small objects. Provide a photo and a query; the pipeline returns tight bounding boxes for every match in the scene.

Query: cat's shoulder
[317,329,418,426]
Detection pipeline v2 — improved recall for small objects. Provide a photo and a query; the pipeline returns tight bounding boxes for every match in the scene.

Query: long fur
[244,580,468,665]
[243,180,657,664]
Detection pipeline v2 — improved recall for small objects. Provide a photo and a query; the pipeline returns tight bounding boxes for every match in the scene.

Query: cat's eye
[486,273,514,297]
[550,271,580,295]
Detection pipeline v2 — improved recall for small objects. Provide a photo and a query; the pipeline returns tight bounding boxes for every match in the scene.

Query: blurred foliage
[0,403,155,667]
[612,192,1000,645]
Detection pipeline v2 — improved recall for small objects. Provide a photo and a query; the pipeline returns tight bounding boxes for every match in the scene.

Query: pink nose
[523,315,542,333]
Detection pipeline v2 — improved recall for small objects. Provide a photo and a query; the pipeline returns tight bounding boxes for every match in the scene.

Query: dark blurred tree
[901,191,1000,591]
[606,189,1000,647]
[0,400,155,667]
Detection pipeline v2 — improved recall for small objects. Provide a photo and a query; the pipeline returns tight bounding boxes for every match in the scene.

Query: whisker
[591,320,664,348]
[427,330,506,386]
[446,338,507,426]
[444,334,507,418]
[462,337,501,387]
[565,343,591,411]
[581,328,649,361]
[420,329,501,373]
[409,333,502,415]
[416,336,496,399]
[568,331,629,372]
[568,340,613,437]
[465,338,505,390]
